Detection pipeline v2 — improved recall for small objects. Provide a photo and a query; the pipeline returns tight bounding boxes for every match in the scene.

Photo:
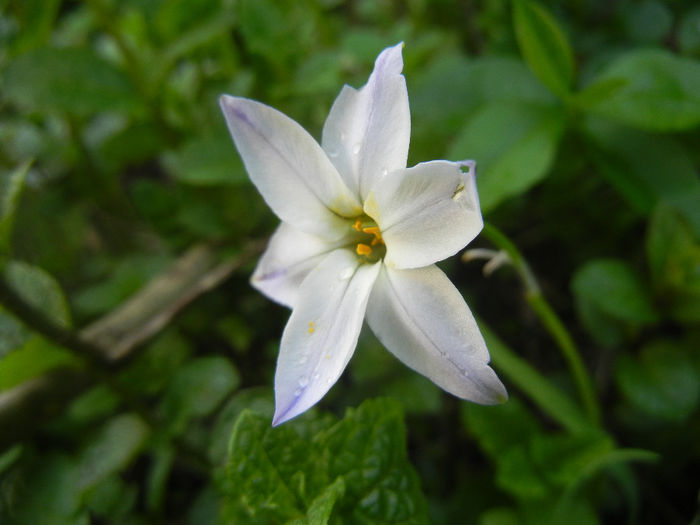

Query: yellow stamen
[362,226,381,238]
[356,243,372,256]
[352,219,363,232]
[308,322,314,334]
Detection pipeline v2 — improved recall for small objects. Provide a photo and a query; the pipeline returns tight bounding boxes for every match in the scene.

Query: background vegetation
[1,0,699,523]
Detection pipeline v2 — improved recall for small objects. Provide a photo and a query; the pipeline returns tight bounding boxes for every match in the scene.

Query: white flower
[220,43,507,425]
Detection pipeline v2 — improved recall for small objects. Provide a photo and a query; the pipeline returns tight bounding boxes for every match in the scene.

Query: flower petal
[220,95,362,239]
[364,160,483,269]
[321,43,410,201]
[273,249,381,425]
[366,264,507,405]
[252,222,347,309]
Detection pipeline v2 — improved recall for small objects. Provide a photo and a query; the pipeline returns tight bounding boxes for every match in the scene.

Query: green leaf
[584,119,700,236]
[479,322,591,433]
[679,6,700,55]
[581,49,700,131]
[160,356,240,435]
[315,399,428,524]
[646,205,700,323]
[162,135,248,186]
[512,0,575,98]
[4,47,142,117]
[616,340,700,422]
[223,399,429,525]
[410,54,553,159]
[4,260,71,327]
[76,414,149,491]
[448,101,565,213]
[0,161,30,253]
[571,259,659,324]
[622,0,672,44]
[0,338,77,391]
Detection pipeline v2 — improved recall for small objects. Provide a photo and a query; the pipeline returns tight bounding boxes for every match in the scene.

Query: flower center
[350,216,386,263]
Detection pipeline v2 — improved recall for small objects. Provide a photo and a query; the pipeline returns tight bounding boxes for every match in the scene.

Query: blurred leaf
[4,47,142,118]
[4,0,61,55]
[582,50,700,131]
[224,399,429,524]
[512,0,575,98]
[162,135,248,185]
[479,322,591,433]
[646,205,700,323]
[97,122,169,176]
[76,414,149,491]
[2,414,147,523]
[0,161,30,254]
[410,54,553,160]
[84,474,138,521]
[584,120,700,236]
[571,259,659,325]
[679,6,700,56]
[616,340,700,422]
[0,313,28,359]
[235,0,316,69]
[622,0,672,44]
[160,356,240,435]
[449,101,565,213]
[0,337,77,392]
[4,260,71,327]
[73,253,171,319]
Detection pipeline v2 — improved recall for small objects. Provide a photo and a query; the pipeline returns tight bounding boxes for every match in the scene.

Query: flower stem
[479,222,600,425]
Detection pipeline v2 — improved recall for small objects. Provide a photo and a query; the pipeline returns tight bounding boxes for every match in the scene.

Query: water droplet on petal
[327,149,339,158]
[340,132,347,141]
[313,373,320,380]
[380,166,388,176]
[339,267,354,280]
[298,376,309,387]
[325,378,332,385]
[294,388,302,397]
[352,143,361,155]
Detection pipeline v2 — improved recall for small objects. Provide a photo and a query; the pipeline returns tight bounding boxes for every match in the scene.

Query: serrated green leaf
[512,0,575,98]
[616,340,700,421]
[0,161,30,254]
[448,101,565,213]
[4,47,142,117]
[582,49,700,131]
[315,399,429,524]
[572,259,658,325]
[224,399,429,525]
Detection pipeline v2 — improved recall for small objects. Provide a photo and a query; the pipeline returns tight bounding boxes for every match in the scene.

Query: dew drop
[380,166,388,176]
[352,143,361,155]
[327,149,339,158]
[340,132,347,141]
[294,388,302,397]
[313,373,320,380]
[339,267,354,280]
[298,376,309,387]
[325,378,332,385]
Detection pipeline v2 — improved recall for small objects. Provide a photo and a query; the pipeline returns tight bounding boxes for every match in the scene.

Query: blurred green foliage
[0,0,699,523]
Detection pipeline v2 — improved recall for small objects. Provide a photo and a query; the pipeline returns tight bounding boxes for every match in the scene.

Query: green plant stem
[480,222,600,425]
